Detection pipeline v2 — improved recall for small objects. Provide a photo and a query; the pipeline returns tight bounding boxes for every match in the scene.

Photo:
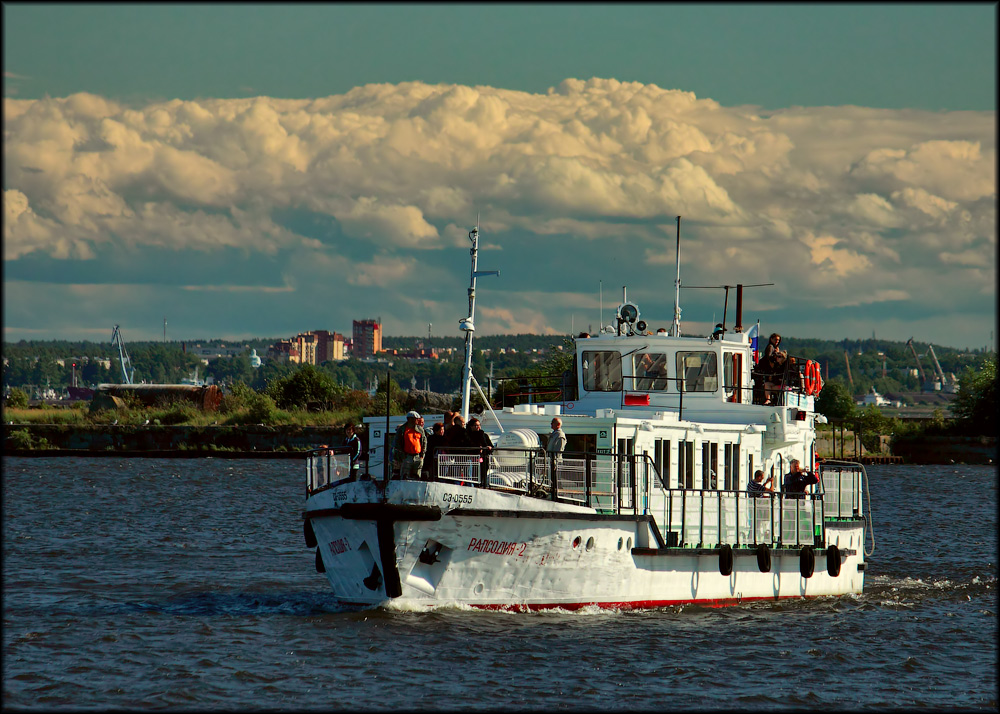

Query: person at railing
[422,421,446,480]
[443,415,473,483]
[546,418,567,457]
[782,459,819,498]
[342,423,362,478]
[764,350,787,405]
[763,333,782,362]
[785,357,802,391]
[747,469,774,496]
[394,411,427,480]
[467,417,494,484]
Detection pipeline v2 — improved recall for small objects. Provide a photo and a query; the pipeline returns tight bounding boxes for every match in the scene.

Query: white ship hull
[305,479,866,610]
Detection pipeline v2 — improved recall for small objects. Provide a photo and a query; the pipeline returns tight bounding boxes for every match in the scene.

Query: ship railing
[818,460,866,519]
[305,445,356,495]
[655,488,826,549]
[426,447,637,513]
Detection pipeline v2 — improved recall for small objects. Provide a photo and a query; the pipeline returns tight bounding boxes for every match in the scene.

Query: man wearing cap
[393,411,427,480]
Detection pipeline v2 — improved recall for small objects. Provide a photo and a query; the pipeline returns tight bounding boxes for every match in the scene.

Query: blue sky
[3,4,997,350]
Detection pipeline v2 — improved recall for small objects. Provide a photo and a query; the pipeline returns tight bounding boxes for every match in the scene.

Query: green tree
[266,364,344,411]
[951,357,996,434]
[5,387,29,410]
[854,406,897,453]
[815,380,855,420]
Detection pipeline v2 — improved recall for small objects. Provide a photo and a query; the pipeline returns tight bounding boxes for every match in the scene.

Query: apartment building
[268,330,346,365]
[352,319,382,360]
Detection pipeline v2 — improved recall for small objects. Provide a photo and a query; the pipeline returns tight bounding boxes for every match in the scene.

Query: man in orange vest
[394,411,427,480]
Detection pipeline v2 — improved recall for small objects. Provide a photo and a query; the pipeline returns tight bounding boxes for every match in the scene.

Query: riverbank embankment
[3,424,345,457]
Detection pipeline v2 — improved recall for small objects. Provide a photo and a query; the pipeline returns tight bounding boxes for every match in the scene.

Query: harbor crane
[111,325,135,385]
[906,338,935,392]
[843,350,854,390]
[926,344,954,393]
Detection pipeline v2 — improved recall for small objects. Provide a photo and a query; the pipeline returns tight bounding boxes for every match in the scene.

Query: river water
[3,458,996,711]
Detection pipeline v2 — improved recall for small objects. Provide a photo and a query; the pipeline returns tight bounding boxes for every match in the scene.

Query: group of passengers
[748,459,820,497]
[753,333,795,405]
[390,412,568,482]
[390,410,493,481]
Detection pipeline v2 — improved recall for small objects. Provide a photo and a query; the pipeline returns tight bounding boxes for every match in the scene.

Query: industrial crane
[111,325,135,385]
[926,344,953,392]
[906,338,933,392]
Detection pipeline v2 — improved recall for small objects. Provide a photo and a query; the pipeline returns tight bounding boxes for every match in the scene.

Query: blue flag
[747,323,759,363]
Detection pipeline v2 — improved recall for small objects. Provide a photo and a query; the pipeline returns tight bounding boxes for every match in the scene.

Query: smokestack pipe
[734,284,743,333]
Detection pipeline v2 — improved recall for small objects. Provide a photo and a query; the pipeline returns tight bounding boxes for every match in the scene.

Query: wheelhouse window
[676,351,719,392]
[723,351,742,401]
[582,351,623,392]
[632,352,669,391]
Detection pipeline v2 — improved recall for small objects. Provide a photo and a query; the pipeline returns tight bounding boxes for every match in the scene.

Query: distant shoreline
[3,448,306,459]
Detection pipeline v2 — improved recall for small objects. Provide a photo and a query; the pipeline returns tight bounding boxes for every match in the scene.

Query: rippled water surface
[3,458,996,710]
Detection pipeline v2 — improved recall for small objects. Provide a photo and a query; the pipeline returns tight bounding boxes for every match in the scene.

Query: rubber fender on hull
[756,543,772,573]
[718,544,734,576]
[304,519,317,549]
[315,547,325,573]
[827,544,842,577]
[800,546,815,578]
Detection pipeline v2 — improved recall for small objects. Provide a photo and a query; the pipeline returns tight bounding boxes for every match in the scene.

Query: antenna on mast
[459,216,499,421]
[671,216,682,336]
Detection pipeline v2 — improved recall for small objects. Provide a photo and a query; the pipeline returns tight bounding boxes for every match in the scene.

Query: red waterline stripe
[467,594,818,612]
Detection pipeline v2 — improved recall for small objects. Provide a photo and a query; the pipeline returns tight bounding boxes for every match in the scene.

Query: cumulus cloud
[3,79,996,345]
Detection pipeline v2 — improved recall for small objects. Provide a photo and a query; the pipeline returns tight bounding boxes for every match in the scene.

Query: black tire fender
[800,546,815,578]
[315,547,326,573]
[719,544,734,576]
[304,519,318,549]
[827,544,842,577]
[756,543,771,573]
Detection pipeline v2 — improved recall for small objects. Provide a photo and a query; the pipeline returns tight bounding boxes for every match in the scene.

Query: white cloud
[2,82,995,346]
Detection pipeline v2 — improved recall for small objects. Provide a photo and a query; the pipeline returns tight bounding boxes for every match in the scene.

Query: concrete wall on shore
[5,424,345,452]
[891,435,996,465]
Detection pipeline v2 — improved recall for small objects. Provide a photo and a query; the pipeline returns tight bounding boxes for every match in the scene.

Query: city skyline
[4,4,996,351]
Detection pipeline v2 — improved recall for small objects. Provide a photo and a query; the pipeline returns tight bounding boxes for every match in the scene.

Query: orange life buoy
[809,361,823,395]
[803,360,817,395]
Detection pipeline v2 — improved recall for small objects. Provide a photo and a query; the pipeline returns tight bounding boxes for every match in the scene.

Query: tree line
[2,333,991,399]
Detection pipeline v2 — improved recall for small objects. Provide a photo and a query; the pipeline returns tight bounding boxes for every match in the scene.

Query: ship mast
[459,219,499,420]
[671,215,683,336]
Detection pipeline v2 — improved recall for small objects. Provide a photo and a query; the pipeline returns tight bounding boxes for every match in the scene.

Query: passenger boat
[301,220,874,610]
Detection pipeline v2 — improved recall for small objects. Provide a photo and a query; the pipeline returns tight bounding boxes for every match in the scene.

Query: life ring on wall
[719,544,734,576]
[809,361,823,395]
[803,360,817,395]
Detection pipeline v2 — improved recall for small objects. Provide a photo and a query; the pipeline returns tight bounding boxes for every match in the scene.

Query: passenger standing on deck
[546,418,567,456]
[422,421,446,480]
[394,411,426,479]
[343,423,362,477]
[782,459,819,497]
[466,417,494,484]
[763,333,782,363]
[444,415,473,482]
[747,469,773,496]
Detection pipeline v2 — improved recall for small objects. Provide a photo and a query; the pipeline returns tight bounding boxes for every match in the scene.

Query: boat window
[676,351,718,392]
[653,438,670,488]
[632,352,669,391]
[679,440,694,489]
[582,351,623,392]
[702,442,718,490]
[723,351,743,402]
[724,443,740,490]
